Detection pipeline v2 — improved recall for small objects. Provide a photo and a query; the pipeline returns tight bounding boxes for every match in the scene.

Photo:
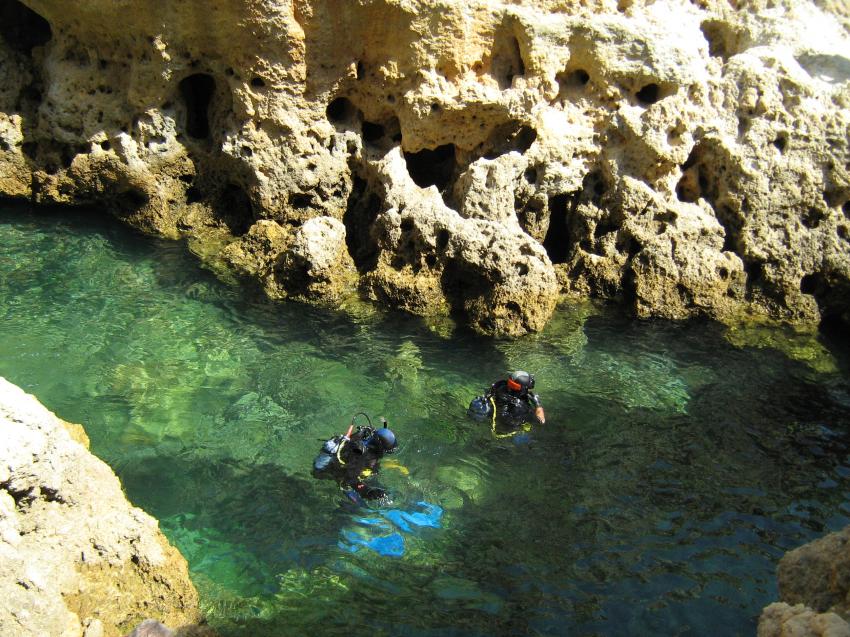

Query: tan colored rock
[758,602,850,637]
[0,377,205,637]
[777,525,850,616]
[271,215,358,303]
[0,0,848,333]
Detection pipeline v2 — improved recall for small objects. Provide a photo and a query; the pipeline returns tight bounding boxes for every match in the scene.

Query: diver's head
[369,427,398,454]
[507,370,534,393]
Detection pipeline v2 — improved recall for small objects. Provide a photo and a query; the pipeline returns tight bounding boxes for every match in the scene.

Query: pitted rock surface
[0,0,848,333]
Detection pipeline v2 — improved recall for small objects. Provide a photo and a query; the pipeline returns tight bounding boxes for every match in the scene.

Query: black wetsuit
[487,380,543,430]
[312,428,387,500]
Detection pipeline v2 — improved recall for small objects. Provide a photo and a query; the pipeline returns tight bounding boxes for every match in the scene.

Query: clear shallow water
[2,202,850,636]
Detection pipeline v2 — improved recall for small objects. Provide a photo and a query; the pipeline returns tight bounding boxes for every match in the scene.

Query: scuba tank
[313,412,373,472]
[467,395,494,422]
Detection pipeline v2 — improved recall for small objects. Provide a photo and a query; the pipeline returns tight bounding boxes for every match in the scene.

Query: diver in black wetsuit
[312,415,398,503]
[468,370,546,432]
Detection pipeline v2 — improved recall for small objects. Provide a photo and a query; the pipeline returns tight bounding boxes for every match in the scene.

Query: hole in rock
[440,260,490,321]
[214,183,254,236]
[178,73,215,139]
[362,121,384,144]
[543,193,573,264]
[802,208,824,229]
[115,188,150,212]
[582,170,606,204]
[344,175,382,272]
[0,0,51,53]
[404,144,456,191]
[636,83,660,105]
[557,68,591,99]
[800,273,822,295]
[250,77,265,88]
[567,69,590,86]
[482,121,537,159]
[289,193,313,209]
[436,228,450,252]
[491,33,525,89]
[773,133,788,153]
[326,97,358,125]
[743,260,767,297]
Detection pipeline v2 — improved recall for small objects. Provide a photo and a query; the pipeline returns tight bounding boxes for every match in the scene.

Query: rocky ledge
[0,0,849,335]
[0,377,207,637]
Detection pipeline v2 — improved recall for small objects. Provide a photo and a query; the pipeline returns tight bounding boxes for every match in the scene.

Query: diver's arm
[530,393,546,424]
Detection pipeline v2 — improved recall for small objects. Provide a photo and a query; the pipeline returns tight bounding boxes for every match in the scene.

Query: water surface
[2,202,849,636]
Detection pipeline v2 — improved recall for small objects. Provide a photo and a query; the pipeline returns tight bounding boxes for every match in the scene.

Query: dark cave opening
[543,193,573,264]
[210,183,254,236]
[0,0,51,53]
[362,121,385,144]
[404,144,456,191]
[326,97,358,126]
[482,122,537,160]
[636,83,660,105]
[440,259,490,322]
[178,73,215,140]
[343,175,382,272]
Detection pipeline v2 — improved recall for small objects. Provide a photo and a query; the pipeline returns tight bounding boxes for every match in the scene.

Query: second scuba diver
[312,413,398,505]
[468,370,546,434]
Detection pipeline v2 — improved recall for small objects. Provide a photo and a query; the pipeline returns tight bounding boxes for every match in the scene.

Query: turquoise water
[2,202,850,636]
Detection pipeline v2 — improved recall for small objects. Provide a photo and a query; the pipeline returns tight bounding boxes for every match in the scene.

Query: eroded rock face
[0,377,204,637]
[0,0,848,334]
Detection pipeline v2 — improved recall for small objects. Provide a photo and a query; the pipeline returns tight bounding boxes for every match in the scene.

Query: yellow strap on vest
[336,438,348,465]
[490,396,531,439]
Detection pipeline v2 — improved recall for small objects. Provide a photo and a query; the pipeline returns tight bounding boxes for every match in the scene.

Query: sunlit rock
[758,602,850,637]
[0,0,848,333]
[0,377,206,637]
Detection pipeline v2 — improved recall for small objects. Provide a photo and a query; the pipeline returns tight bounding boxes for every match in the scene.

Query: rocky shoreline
[0,377,210,637]
[0,0,848,335]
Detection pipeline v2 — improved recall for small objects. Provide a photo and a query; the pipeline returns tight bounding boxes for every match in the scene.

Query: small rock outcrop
[759,525,850,637]
[0,377,205,637]
[0,0,849,334]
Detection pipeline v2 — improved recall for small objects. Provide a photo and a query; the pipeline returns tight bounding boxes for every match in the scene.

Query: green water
[2,203,850,636]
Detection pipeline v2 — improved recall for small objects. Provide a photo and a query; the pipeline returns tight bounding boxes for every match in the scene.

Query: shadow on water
[2,201,850,636]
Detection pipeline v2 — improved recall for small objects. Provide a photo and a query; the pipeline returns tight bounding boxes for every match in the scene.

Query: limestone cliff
[0,0,848,334]
[0,377,206,637]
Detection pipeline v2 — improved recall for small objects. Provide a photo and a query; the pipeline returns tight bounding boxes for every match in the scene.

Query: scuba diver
[468,370,546,435]
[312,413,399,505]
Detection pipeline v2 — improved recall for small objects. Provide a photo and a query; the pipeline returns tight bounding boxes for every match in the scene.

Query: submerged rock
[0,0,848,334]
[0,377,207,637]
